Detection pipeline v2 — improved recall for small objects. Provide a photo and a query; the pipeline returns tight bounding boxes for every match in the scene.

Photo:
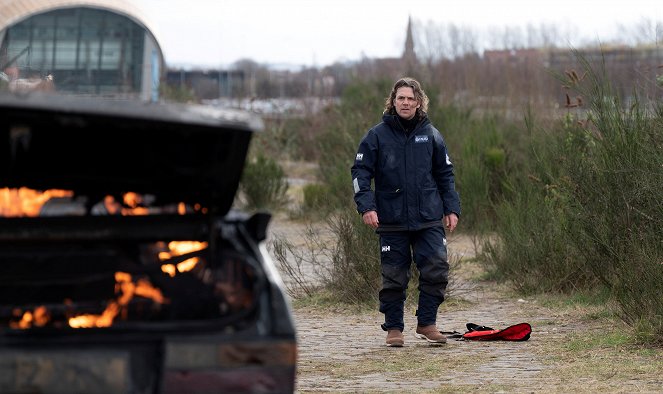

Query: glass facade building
[0,1,163,100]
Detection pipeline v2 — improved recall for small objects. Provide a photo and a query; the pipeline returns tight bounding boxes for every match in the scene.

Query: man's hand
[362,210,379,229]
[444,213,458,233]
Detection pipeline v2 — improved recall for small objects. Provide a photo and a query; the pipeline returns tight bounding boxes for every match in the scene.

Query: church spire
[402,16,416,62]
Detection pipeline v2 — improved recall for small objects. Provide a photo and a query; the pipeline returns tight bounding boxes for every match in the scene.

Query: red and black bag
[444,322,532,341]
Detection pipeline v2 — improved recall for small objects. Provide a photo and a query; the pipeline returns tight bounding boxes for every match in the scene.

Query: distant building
[0,0,164,101]
[165,69,245,100]
[360,16,419,78]
[483,49,543,64]
[401,16,418,71]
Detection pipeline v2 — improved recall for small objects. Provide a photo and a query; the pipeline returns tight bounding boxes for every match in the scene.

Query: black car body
[0,93,297,394]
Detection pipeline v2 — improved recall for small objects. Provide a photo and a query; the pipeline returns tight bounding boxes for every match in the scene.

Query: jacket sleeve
[351,129,378,215]
[432,130,461,217]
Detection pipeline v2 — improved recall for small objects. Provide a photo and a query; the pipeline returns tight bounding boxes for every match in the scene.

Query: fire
[160,241,208,277]
[10,306,49,329]
[0,188,195,217]
[90,193,150,215]
[120,192,149,215]
[3,189,203,329]
[0,188,73,217]
[0,188,204,217]
[10,268,172,330]
[68,272,167,328]
[193,203,208,214]
[68,302,119,329]
[11,272,170,329]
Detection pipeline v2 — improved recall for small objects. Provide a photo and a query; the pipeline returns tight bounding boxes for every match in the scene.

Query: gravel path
[292,271,549,392]
[269,218,662,393]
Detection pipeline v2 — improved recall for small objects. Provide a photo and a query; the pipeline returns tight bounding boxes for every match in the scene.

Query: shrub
[446,112,518,232]
[301,183,329,214]
[239,154,289,210]
[485,52,663,343]
[270,210,381,304]
[160,83,196,103]
[482,177,593,293]
[323,210,382,304]
[561,57,663,343]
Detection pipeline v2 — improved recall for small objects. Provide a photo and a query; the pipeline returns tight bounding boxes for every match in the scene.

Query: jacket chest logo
[414,135,429,143]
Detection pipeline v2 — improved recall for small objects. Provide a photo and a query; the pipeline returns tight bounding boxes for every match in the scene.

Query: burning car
[0,93,297,393]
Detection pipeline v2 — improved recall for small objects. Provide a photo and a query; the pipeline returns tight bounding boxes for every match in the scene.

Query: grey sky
[137,0,661,69]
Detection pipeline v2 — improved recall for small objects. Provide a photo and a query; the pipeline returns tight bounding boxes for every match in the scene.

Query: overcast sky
[137,0,662,69]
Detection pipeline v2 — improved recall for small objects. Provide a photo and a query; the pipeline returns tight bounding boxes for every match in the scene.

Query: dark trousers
[378,226,449,332]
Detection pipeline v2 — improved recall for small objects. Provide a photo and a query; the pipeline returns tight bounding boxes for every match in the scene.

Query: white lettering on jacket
[415,135,429,143]
[356,153,364,161]
[381,245,390,252]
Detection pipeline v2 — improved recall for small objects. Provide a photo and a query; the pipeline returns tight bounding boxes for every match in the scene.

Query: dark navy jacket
[351,114,461,232]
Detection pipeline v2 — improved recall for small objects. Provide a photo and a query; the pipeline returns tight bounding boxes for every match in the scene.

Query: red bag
[461,322,531,341]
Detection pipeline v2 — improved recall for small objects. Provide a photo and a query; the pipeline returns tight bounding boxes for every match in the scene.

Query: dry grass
[270,161,663,393]
[292,258,663,393]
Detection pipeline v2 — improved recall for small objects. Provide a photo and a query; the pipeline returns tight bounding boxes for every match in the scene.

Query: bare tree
[526,23,563,49]
[618,18,663,46]
[447,23,479,58]
[418,20,448,62]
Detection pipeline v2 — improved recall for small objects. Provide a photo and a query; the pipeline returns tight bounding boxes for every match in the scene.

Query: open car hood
[0,93,262,215]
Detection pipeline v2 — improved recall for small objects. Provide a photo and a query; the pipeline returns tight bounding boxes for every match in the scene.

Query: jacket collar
[382,113,430,132]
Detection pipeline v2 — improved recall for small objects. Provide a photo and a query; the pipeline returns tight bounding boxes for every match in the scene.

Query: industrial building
[0,0,164,101]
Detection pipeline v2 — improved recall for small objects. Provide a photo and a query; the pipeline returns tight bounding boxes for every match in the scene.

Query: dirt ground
[269,217,663,393]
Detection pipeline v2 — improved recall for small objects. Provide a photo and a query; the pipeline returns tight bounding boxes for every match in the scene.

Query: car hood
[0,93,262,215]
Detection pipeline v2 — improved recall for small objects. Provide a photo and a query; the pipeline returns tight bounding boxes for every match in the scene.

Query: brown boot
[386,329,404,347]
[415,325,447,344]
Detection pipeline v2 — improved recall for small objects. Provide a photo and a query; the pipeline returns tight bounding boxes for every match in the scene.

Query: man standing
[351,77,460,347]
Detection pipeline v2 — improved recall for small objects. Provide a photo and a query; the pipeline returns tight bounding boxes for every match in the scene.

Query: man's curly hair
[383,77,429,119]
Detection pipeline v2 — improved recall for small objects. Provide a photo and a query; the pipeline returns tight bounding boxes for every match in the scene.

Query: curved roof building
[0,0,164,101]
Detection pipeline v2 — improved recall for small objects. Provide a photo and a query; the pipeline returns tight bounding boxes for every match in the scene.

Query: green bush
[323,210,381,304]
[483,146,506,170]
[482,178,593,293]
[562,60,663,343]
[301,183,329,213]
[443,111,518,232]
[239,154,289,210]
[160,83,196,103]
[485,53,663,343]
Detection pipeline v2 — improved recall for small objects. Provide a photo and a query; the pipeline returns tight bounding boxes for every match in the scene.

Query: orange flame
[9,306,50,329]
[0,188,73,217]
[4,189,198,329]
[123,192,142,208]
[68,272,167,328]
[159,241,208,277]
[118,192,148,215]
[68,302,120,329]
[0,188,194,217]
